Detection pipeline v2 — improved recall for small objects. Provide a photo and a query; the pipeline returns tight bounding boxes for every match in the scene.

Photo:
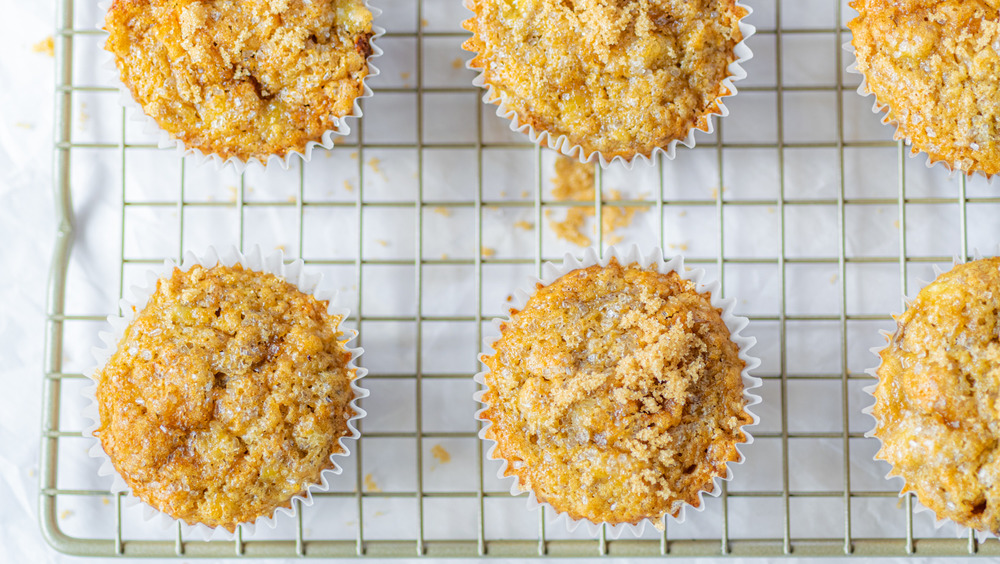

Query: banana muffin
[479,258,753,526]
[872,257,1000,535]
[463,0,749,161]
[849,0,1000,176]
[93,263,358,531]
[104,0,375,162]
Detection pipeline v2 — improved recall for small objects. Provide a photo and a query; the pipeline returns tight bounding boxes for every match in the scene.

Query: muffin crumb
[547,157,646,246]
[431,444,452,464]
[33,36,54,57]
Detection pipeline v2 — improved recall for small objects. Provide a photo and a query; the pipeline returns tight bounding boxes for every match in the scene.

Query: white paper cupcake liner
[863,248,1000,543]
[474,244,762,537]
[82,245,368,541]
[99,1,384,173]
[845,39,995,183]
[463,2,754,170]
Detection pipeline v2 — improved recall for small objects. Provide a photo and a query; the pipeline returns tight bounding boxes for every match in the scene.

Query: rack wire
[40,0,1000,558]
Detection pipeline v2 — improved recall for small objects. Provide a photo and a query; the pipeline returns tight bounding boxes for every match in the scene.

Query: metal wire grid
[39,0,1000,558]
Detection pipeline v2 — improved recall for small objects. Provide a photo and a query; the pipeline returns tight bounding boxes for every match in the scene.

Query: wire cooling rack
[40,0,1000,558]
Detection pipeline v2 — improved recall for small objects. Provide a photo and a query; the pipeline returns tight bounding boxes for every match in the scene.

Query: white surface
[0,0,996,562]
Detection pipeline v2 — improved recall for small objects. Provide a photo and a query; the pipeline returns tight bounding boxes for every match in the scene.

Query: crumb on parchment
[33,36,54,57]
[431,444,451,464]
[873,257,1000,534]
[546,157,648,247]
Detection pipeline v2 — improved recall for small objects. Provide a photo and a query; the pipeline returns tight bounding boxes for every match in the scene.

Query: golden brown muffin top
[873,257,1000,534]
[481,259,751,525]
[94,264,356,531]
[849,0,1000,175]
[105,0,374,161]
[463,0,746,160]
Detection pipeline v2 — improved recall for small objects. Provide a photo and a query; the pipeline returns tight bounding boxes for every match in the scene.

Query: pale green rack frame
[40,0,1000,558]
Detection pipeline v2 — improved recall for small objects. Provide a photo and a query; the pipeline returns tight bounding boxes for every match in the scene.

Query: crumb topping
[849,0,1000,175]
[874,257,1000,534]
[481,259,750,525]
[94,264,356,531]
[105,0,374,160]
[464,0,746,158]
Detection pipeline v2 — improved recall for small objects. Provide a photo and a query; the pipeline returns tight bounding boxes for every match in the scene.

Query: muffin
[463,0,751,164]
[104,0,376,164]
[91,257,361,532]
[477,248,758,528]
[870,256,1000,535]
[849,0,1000,176]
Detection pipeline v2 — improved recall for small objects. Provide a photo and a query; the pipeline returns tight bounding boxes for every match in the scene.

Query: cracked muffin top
[94,263,357,531]
[480,259,752,526]
[849,0,1000,175]
[105,0,374,161]
[873,257,1000,535]
[463,0,747,160]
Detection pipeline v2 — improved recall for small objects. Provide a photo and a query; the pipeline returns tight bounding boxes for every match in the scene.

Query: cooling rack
[40,0,1000,558]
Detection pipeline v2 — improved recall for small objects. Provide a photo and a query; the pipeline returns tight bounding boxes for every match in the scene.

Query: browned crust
[849,0,1000,176]
[480,259,751,525]
[94,264,357,531]
[873,257,1000,534]
[355,31,375,60]
[462,0,746,160]
[104,0,374,161]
